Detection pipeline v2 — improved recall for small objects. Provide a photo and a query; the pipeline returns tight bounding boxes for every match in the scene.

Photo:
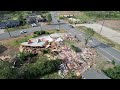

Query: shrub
[17,59,62,79]
[40,30,46,35]
[0,60,18,79]
[103,65,120,79]
[33,30,47,36]
[45,32,50,35]
[42,49,50,54]
[34,31,40,35]
[112,59,115,65]
[70,45,81,52]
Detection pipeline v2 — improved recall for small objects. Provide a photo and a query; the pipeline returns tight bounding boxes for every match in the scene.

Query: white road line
[90,41,120,61]
[92,36,120,54]
[69,29,120,62]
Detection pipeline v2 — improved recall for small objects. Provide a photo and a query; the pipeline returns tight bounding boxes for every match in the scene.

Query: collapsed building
[19,33,64,54]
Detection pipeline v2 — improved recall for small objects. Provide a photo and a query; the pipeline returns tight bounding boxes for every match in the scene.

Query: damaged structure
[19,32,97,78]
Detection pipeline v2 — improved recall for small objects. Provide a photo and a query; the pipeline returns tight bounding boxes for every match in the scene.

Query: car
[20,30,27,34]
[31,23,37,27]
[69,25,74,28]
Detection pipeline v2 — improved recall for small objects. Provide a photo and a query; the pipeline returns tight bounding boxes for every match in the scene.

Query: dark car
[69,25,74,28]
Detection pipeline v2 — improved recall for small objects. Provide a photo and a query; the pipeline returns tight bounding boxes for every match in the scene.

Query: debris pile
[63,33,78,41]
[81,48,97,61]
[0,55,11,61]
[58,46,97,77]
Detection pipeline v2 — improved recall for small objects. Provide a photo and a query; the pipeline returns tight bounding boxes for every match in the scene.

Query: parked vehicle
[20,30,27,34]
[31,23,37,27]
[69,25,74,28]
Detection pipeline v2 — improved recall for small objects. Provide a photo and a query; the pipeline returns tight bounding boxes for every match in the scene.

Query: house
[0,20,20,29]
[26,15,46,24]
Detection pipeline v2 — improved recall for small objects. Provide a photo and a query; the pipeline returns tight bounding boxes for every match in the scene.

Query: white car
[31,23,37,27]
[20,30,27,34]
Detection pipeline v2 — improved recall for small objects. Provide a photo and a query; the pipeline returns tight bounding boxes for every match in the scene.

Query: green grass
[64,39,76,46]
[41,72,62,79]
[74,11,120,24]
[47,29,67,34]
[5,25,31,32]
[78,26,120,52]
[8,35,33,47]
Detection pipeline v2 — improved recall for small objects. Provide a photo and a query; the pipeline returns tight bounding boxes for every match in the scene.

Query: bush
[70,45,81,52]
[112,59,115,65]
[17,59,62,79]
[103,65,120,79]
[45,32,50,35]
[32,34,38,38]
[42,49,50,54]
[34,31,40,35]
[33,30,47,36]
[0,61,18,79]
[40,30,46,35]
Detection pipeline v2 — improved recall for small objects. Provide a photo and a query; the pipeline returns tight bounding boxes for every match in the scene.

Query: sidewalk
[73,24,120,44]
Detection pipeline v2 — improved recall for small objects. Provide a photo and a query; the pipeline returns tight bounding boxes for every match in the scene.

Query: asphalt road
[0,11,120,65]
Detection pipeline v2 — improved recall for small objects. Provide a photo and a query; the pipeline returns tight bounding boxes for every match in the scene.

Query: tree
[112,59,115,65]
[0,61,18,79]
[84,28,95,46]
[103,65,120,79]
[18,14,26,26]
[47,14,52,24]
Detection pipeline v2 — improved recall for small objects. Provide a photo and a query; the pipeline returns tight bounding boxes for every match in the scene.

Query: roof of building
[82,68,110,79]
[36,35,53,42]
[0,20,20,28]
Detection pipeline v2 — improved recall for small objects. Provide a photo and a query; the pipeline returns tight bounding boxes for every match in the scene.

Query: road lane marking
[90,41,120,61]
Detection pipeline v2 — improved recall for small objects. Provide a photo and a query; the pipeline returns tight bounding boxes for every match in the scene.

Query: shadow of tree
[75,47,82,52]
[71,45,82,53]
[0,45,7,54]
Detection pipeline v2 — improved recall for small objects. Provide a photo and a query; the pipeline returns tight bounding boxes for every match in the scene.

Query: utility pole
[40,22,42,31]
[6,25,12,38]
[100,15,105,35]
[58,20,60,30]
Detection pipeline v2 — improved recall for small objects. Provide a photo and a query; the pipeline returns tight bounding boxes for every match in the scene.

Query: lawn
[47,29,67,34]
[2,35,33,48]
[64,39,76,46]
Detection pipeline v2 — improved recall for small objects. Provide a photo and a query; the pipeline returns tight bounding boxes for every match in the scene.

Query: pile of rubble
[63,33,78,42]
[81,48,97,61]
[58,46,97,77]
[0,55,11,61]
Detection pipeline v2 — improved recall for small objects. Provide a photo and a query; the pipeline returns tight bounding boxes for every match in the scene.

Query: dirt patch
[97,20,120,32]
[0,35,28,56]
